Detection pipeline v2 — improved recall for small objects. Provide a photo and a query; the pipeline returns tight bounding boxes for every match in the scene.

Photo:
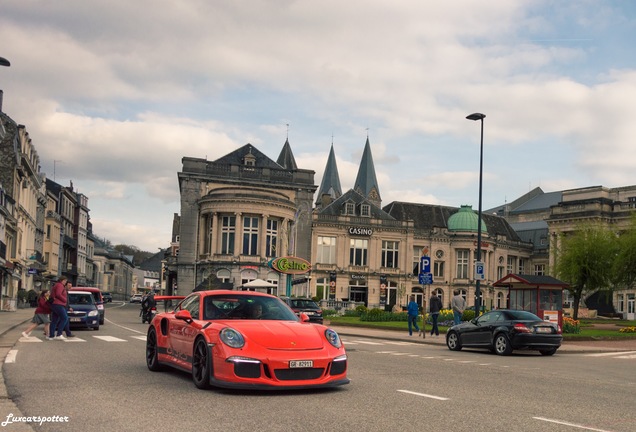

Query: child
[21,289,52,338]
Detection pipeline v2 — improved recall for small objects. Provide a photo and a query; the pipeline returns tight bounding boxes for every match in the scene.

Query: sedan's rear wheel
[539,348,557,356]
[446,331,462,351]
[146,328,164,371]
[494,333,513,355]
[192,338,211,390]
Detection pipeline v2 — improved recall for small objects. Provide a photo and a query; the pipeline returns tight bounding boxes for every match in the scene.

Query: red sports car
[146,290,349,390]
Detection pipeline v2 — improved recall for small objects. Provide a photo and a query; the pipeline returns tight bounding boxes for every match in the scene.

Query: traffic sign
[419,272,433,285]
[420,256,431,274]
[475,261,485,280]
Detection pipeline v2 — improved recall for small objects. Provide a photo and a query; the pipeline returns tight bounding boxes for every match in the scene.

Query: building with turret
[310,137,534,310]
[174,141,317,294]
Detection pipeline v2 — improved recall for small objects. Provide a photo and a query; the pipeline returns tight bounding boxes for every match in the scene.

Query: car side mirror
[175,310,193,324]
[299,312,310,323]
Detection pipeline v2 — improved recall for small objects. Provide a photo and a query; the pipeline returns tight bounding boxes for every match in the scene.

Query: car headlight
[88,310,98,317]
[220,328,245,348]
[325,328,342,348]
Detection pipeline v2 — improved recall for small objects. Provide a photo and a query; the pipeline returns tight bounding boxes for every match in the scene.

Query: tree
[612,214,636,290]
[555,223,618,320]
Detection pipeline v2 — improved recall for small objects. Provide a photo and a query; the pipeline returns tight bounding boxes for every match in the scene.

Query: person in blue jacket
[407,295,420,336]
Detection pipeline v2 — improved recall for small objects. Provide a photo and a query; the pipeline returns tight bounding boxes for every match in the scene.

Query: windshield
[68,294,94,305]
[290,299,319,309]
[506,310,541,321]
[203,294,298,321]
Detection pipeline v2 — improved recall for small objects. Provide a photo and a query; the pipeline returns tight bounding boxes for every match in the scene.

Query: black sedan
[446,309,562,356]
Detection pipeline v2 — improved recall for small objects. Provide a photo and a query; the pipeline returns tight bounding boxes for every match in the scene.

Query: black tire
[446,331,462,351]
[94,325,100,331]
[100,319,104,325]
[146,328,164,371]
[192,338,211,390]
[494,333,513,355]
[539,348,557,356]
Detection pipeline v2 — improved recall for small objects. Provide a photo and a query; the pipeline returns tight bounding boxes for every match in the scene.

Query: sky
[1,1,636,252]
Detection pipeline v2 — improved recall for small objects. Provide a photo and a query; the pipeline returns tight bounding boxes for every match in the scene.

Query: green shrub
[322,309,338,317]
[361,309,409,322]
[462,310,476,321]
[355,304,368,315]
[344,309,361,317]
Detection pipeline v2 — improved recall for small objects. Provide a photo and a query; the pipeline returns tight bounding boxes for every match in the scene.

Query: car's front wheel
[446,331,462,351]
[494,333,513,355]
[146,328,164,371]
[192,338,211,390]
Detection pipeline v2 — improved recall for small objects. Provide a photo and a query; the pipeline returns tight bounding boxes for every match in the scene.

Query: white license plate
[289,360,313,368]
[70,318,81,322]
[536,327,551,333]
[304,311,314,315]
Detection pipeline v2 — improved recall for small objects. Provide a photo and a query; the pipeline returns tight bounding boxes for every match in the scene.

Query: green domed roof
[447,205,488,233]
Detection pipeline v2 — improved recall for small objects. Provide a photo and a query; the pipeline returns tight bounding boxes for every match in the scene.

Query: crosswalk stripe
[585,351,636,357]
[19,337,42,343]
[92,336,127,342]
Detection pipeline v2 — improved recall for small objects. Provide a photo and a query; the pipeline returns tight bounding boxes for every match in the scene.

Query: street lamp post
[466,112,486,315]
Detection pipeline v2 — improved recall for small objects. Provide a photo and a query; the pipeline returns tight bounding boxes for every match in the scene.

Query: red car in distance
[146,290,349,390]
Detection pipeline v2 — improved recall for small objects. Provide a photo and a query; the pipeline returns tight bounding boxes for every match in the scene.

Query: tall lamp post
[466,112,485,314]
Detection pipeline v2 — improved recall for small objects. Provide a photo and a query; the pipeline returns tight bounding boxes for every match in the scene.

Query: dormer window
[345,202,355,215]
[360,204,370,217]
[243,153,256,166]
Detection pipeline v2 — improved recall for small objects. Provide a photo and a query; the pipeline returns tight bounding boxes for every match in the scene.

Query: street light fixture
[466,112,486,314]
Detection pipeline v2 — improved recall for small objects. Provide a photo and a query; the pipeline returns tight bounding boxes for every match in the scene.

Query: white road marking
[351,340,383,345]
[389,352,411,356]
[105,319,146,334]
[385,341,415,346]
[19,337,42,342]
[616,354,636,359]
[93,336,127,342]
[397,389,449,401]
[4,350,18,363]
[375,351,397,354]
[585,351,636,357]
[533,416,612,432]
[64,338,86,342]
[479,363,492,366]
[131,336,147,341]
[458,360,476,363]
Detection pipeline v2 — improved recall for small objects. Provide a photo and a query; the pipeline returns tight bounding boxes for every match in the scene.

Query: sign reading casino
[348,227,373,236]
[269,256,312,275]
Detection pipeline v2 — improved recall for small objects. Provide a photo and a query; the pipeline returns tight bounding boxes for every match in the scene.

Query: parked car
[130,293,143,303]
[281,297,324,324]
[67,291,100,331]
[102,292,113,303]
[146,290,349,390]
[446,309,562,356]
[73,287,105,325]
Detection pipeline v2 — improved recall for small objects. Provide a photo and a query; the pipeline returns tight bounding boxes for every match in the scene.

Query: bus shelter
[493,274,568,327]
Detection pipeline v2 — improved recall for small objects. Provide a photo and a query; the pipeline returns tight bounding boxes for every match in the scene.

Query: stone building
[310,138,533,310]
[174,141,317,294]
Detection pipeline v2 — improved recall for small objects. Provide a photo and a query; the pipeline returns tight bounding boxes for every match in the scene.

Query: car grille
[274,368,325,381]
[329,360,347,375]
[69,312,87,318]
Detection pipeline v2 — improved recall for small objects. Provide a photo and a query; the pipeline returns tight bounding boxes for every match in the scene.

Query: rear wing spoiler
[154,295,186,302]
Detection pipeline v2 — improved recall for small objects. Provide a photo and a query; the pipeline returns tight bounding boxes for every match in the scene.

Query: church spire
[315,144,342,207]
[353,136,381,207]
[276,137,298,170]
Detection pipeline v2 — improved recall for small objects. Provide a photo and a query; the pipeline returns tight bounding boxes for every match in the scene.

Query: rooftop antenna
[286,123,289,140]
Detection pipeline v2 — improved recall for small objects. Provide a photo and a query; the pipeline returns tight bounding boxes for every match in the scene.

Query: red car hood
[222,321,326,350]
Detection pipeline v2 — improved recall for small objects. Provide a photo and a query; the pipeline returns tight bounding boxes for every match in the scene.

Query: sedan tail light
[513,323,531,333]
[556,325,562,334]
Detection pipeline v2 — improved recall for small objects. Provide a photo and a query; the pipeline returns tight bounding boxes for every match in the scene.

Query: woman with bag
[21,290,52,338]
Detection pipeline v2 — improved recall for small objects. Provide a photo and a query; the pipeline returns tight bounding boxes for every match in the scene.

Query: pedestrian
[429,291,443,337]
[21,290,52,338]
[49,276,69,340]
[451,289,465,325]
[62,281,76,338]
[407,295,420,336]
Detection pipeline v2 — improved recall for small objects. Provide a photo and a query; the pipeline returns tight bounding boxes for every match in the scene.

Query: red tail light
[556,325,562,334]
[513,323,531,333]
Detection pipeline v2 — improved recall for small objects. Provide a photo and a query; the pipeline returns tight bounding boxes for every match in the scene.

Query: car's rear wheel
[192,338,211,389]
[494,333,513,355]
[446,331,462,351]
[539,348,557,356]
[146,328,164,371]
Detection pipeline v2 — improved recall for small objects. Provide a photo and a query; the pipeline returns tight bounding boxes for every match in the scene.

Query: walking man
[451,289,465,325]
[407,295,420,336]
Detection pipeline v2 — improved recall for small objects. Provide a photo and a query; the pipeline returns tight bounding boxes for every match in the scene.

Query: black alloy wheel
[494,333,513,355]
[192,338,212,390]
[446,331,462,351]
[146,328,163,371]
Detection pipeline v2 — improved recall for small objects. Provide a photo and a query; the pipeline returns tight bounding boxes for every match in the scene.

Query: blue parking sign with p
[420,256,431,274]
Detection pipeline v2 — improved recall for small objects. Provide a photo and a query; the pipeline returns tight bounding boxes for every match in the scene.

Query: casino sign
[269,256,311,275]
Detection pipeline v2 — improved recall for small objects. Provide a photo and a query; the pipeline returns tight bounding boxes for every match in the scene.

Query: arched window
[496,291,505,309]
